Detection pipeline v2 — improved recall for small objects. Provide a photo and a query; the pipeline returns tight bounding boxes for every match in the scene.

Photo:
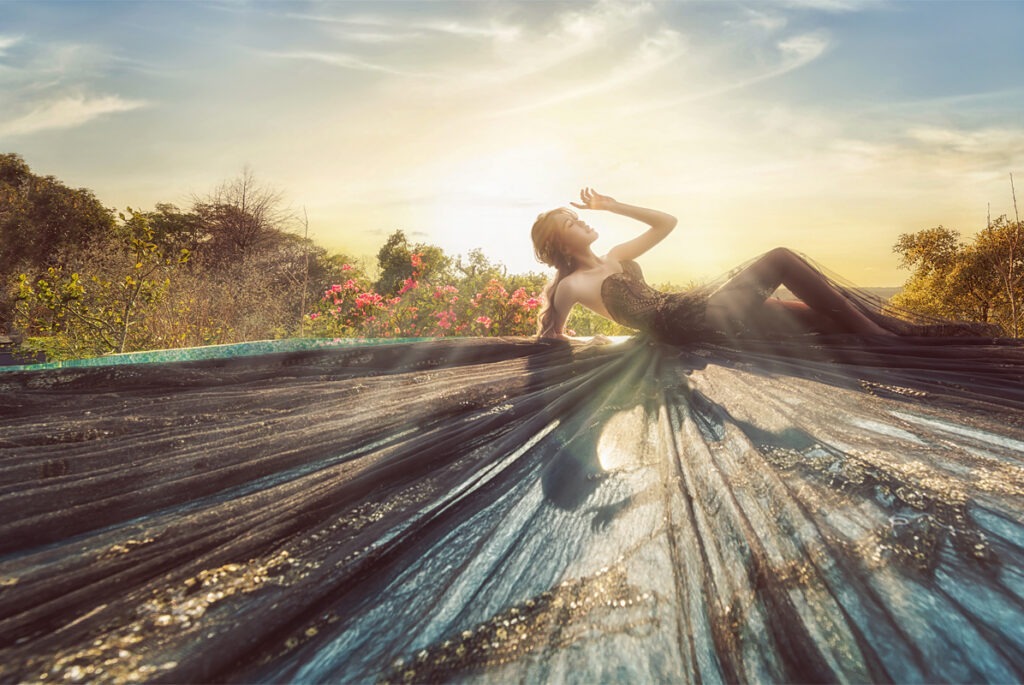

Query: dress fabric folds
[1,334,1023,684]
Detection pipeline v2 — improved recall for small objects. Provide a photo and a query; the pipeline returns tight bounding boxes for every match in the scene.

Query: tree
[13,209,188,360]
[145,203,207,257]
[0,154,116,329]
[0,154,116,275]
[191,167,294,269]
[891,218,1023,335]
[977,215,1024,336]
[374,229,451,295]
[454,248,507,295]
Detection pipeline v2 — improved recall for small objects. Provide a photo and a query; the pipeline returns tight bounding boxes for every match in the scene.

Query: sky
[1,0,1023,286]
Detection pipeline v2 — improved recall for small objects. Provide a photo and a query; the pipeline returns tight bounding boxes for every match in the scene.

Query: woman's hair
[531,208,577,337]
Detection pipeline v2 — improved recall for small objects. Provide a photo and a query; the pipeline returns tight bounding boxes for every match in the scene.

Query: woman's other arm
[572,188,677,262]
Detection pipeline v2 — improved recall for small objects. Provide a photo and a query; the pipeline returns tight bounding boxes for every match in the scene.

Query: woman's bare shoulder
[552,273,580,308]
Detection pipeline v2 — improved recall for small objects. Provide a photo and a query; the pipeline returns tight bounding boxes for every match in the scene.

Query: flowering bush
[306,254,542,338]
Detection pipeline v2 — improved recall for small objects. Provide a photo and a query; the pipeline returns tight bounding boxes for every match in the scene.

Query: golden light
[426,140,577,271]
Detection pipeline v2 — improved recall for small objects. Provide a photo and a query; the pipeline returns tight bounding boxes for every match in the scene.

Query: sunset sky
[2,0,1022,286]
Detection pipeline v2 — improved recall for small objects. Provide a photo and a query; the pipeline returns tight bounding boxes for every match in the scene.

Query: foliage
[374,229,451,296]
[307,253,542,338]
[189,166,295,270]
[565,306,635,337]
[13,209,188,360]
[892,217,1024,335]
[0,153,116,328]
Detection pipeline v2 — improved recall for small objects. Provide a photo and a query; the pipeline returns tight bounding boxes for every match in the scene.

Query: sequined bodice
[600,260,712,343]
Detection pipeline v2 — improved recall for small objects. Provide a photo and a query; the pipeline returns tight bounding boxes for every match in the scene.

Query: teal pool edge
[0,337,442,373]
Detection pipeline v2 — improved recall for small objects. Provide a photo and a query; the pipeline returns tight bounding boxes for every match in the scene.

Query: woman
[532,188,967,342]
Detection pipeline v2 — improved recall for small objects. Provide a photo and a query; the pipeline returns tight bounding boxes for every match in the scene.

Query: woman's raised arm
[571,188,677,262]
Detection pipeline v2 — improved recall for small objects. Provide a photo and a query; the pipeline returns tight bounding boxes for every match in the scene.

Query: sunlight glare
[597,406,646,472]
[427,141,577,271]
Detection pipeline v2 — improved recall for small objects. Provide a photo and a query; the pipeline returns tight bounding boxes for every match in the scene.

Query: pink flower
[309,312,320,321]
[398,277,418,295]
[475,316,492,328]
[355,292,383,309]
[435,310,455,329]
[410,253,423,268]
[484,279,507,297]
[341,263,353,272]
[343,279,360,291]
[523,297,540,310]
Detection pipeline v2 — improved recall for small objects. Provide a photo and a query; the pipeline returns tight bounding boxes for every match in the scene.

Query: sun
[426,141,576,274]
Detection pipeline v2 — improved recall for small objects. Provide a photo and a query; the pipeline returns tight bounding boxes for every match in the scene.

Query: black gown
[1,301,1023,682]
[602,259,716,342]
[601,257,1001,342]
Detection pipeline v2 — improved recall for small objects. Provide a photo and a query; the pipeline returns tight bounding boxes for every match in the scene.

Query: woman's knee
[764,246,796,262]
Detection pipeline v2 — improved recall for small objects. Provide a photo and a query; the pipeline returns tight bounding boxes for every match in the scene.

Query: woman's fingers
[572,186,609,209]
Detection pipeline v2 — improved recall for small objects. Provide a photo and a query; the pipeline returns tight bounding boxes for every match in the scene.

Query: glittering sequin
[601,261,718,343]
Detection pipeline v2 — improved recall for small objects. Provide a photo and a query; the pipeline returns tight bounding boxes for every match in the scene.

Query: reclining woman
[531,187,988,342]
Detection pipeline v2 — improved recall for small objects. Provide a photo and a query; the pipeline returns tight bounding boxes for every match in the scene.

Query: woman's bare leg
[705,248,893,336]
[751,299,847,336]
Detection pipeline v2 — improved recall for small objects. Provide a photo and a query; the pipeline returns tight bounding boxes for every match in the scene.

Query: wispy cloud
[777,33,829,65]
[416,19,520,42]
[779,0,881,11]
[327,30,425,45]
[285,10,520,42]
[724,9,787,33]
[0,35,22,56]
[906,124,1024,168]
[620,31,829,116]
[0,94,147,137]
[393,1,667,105]
[495,27,685,116]
[263,50,426,78]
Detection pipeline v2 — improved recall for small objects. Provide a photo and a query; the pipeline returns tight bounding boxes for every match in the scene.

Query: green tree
[14,209,188,360]
[0,153,116,329]
[374,229,451,296]
[891,218,1023,335]
[145,203,207,256]
[977,215,1024,336]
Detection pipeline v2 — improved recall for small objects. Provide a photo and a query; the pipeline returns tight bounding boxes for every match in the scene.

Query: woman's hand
[570,187,616,211]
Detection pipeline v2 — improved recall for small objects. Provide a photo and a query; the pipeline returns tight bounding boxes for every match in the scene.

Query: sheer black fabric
[2,332,1023,684]
[602,255,1002,342]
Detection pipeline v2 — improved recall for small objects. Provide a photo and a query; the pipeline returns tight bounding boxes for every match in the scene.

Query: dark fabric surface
[1,335,1023,683]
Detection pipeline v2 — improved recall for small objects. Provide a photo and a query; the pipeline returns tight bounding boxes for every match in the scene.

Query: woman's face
[556,210,598,251]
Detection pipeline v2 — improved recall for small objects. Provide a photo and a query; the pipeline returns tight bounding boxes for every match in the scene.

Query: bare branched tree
[192,166,295,268]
